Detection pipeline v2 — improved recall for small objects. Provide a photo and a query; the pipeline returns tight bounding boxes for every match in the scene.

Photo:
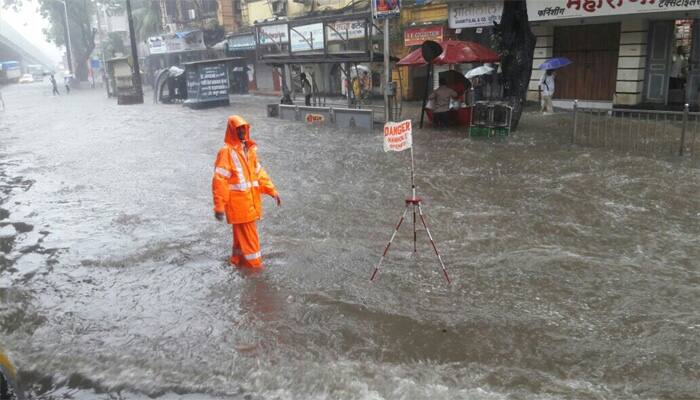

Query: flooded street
[1,83,698,399]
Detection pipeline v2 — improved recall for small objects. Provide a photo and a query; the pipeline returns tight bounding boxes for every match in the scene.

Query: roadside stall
[396,40,499,127]
[106,56,141,105]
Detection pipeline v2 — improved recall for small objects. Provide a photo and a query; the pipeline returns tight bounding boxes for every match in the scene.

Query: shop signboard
[258,24,289,45]
[372,0,400,19]
[326,20,367,41]
[529,0,700,21]
[148,32,205,54]
[404,25,444,46]
[290,23,324,52]
[448,1,503,29]
[227,34,256,50]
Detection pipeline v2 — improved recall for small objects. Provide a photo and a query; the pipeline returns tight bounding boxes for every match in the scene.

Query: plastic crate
[494,127,509,137]
[469,126,510,138]
[469,126,492,137]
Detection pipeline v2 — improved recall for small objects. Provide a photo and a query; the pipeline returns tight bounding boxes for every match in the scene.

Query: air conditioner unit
[271,0,287,15]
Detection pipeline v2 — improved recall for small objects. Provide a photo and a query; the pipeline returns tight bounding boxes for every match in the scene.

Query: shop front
[395,3,449,99]
[527,0,700,108]
[395,1,504,101]
[403,24,449,100]
[646,18,700,106]
[226,32,258,93]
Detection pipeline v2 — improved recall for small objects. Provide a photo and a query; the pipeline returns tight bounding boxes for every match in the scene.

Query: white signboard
[227,34,256,50]
[383,120,413,152]
[528,0,700,21]
[148,36,166,54]
[326,20,367,41]
[258,24,289,45]
[449,1,503,29]
[290,23,324,52]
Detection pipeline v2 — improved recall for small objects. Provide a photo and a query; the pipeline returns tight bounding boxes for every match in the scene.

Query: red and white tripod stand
[370,145,451,284]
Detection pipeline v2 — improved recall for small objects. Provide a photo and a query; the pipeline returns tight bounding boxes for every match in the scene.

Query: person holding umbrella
[537,57,571,115]
[539,69,555,114]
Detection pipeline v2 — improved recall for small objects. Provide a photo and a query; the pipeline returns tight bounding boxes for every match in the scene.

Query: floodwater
[0,83,698,400]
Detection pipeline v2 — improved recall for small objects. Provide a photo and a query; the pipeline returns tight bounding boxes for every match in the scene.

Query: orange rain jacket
[212,115,278,224]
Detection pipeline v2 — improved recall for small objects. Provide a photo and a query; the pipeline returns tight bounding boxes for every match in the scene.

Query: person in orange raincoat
[212,115,281,268]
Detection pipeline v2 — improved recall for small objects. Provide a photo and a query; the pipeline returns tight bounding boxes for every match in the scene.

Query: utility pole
[59,0,73,74]
[94,2,109,95]
[125,0,144,103]
[383,17,391,122]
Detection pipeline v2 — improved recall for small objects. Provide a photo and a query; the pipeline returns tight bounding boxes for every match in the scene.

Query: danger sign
[305,113,325,123]
[383,120,412,152]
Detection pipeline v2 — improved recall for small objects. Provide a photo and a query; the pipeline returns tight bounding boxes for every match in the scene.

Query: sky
[0,0,64,63]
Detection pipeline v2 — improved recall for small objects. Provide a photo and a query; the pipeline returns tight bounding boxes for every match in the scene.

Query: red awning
[396,40,500,66]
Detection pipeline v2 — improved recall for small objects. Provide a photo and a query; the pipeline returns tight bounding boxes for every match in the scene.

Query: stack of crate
[469,101,513,138]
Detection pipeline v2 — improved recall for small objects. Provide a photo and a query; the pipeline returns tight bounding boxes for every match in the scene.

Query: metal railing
[571,101,698,157]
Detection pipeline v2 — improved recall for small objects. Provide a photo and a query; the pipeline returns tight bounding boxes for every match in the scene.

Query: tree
[493,0,536,131]
[41,0,99,80]
[103,31,126,58]
[131,0,162,42]
[106,0,162,42]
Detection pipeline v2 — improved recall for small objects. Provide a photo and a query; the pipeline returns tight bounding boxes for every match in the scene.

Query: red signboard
[404,25,444,47]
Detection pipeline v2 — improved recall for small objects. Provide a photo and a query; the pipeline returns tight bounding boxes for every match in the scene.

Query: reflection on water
[0,84,698,399]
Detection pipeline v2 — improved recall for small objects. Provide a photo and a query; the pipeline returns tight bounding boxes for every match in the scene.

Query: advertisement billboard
[258,24,289,45]
[372,0,400,19]
[290,23,324,52]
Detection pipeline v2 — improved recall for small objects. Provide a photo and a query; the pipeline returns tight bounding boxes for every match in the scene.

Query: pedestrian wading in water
[212,115,281,268]
[50,74,59,96]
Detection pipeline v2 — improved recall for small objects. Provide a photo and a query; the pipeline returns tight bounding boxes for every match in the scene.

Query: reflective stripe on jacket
[212,115,278,224]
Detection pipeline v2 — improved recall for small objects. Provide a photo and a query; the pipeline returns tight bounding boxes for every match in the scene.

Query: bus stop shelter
[254,12,398,112]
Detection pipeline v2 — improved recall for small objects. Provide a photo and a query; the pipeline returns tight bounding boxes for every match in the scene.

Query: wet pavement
[0,82,699,399]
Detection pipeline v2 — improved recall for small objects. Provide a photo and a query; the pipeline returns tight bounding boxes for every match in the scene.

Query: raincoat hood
[225,115,252,147]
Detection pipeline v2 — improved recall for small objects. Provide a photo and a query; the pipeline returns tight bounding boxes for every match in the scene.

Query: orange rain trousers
[230,221,263,268]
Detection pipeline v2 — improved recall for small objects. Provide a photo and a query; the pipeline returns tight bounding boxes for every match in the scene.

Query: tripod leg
[371,205,409,281]
[412,204,417,253]
[418,203,451,284]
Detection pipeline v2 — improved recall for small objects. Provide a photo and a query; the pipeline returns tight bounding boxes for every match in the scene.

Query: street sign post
[372,0,401,123]
[371,119,451,284]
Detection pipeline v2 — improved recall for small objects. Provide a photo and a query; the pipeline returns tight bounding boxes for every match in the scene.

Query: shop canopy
[397,40,499,66]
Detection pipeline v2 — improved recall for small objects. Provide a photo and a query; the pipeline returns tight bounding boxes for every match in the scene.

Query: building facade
[527,0,700,109]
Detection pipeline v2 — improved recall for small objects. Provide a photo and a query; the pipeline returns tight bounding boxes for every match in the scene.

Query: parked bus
[0,61,21,84]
